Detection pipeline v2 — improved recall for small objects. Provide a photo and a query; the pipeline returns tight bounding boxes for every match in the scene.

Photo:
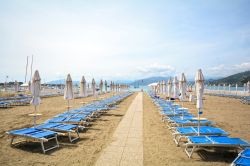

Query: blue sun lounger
[164,114,195,121]
[231,148,250,166]
[172,126,229,146]
[184,136,250,158]
[0,101,11,108]
[37,123,80,142]
[46,116,85,125]
[167,119,214,128]
[6,127,59,153]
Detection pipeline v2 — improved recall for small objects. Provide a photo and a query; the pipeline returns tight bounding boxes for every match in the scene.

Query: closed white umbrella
[248,81,250,93]
[100,80,103,94]
[228,84,231,92]
[179,73,187,101]
[157,81,160,94]
[116,84,119,92]
[173,76,179,99]
[160,80,163,94]
[92,78,97,97]
[162,80,166,94]
[195,69,205,136]
[64,74,74,111]
[236,83,238,96]
[30,70,41,126]
[110,81,113,92]
[167,78,172,98]
[104,80,108,93]
[14,80,19,92]
[80,76,87,97]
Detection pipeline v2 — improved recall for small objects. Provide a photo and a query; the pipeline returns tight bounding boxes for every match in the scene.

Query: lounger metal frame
[172,129,229,146]
[41,126,80,142]
[184,139,250,158]
[8,132,59,154]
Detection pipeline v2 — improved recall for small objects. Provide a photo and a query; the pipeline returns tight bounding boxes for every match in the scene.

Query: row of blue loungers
[149,93,250,165]
[6,92,133,153]
[0,96,31,108]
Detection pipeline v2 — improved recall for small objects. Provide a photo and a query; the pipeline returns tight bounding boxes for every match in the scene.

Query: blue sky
[0,0,250,83]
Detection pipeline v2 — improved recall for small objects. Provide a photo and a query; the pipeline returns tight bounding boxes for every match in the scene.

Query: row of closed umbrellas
[151,70,204,102]
[30,71,129,126]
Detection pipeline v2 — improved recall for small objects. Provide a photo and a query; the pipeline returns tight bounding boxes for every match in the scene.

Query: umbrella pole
[34,106,37,127]
[181,100,184,120]
[67,100,69,112]
[198,108,200,136]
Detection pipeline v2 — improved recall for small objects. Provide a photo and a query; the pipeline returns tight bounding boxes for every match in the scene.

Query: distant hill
[208,71,250,86]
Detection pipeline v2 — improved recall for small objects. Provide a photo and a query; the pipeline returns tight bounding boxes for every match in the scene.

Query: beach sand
[0,92,137,166]
[143,93,250,166]
[0,92,249,165]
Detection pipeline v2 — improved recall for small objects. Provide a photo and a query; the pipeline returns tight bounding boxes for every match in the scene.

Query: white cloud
[136,63,176,78]
[206,62,250,76]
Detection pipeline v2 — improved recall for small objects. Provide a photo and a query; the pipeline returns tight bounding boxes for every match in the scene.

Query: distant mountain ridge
[46,71,250,86]
[208,70,250,86]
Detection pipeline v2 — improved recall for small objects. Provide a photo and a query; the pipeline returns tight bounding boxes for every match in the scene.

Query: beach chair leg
[185,145,196,158]
[177,136,186,146]
[173,134,183,146]
[40,136,59,154]
[167,123,172,129]
[10,136,15,145]
[68,130,80,142]
[41,141,46,154]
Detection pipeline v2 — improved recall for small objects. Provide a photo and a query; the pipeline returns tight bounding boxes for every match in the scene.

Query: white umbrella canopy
[167,78,172,98]
[80,76,86,97]
[160,80,163,94]
[244,83,247,91]
[104,80,108,93]
[157,81,160,94]
[248,81,250,93]
[92,78,97,97]
[179,73,187,101]
[195,69,205,136]
[14,80,19,92]
[173,76,179,99]
[115,83,118,92]
[64,74,74,111]
[162,80,166,94]
[110,81,112,91]
[64,74,74,100]
[31,70,41,106]
[30,70,41,126]
[236,83,238,95]
[100,80,103,94]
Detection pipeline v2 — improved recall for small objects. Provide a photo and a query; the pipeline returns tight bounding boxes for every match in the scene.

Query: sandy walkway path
[95,92,143,166]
